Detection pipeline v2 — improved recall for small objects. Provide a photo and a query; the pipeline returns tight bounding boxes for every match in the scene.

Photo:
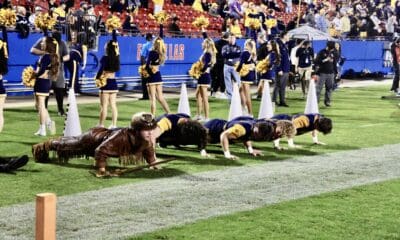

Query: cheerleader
[95,30,120,128]
[257,40,280,99]
[0,26,8,132]
[66,32,87,94]
[195,30,216,121]
[33,37,59,136]
[237,39,257,116]
[146,24,171,115]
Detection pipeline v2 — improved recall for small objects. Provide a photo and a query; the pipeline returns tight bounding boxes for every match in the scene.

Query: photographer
[296,40,314,98]
[314,41,338,107]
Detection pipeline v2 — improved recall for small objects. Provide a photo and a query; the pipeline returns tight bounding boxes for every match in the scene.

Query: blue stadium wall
[4,32,392,96]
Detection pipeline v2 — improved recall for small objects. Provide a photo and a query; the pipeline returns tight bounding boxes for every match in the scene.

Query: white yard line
[1,143,400,240]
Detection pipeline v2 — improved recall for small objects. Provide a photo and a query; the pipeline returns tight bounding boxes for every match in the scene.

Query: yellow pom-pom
[34,13,57,30]
[256,58,270,74]
[234,63,250,77]
[189,61,204,79]
[248,18,261,30]
[265,18,277,29]
[21,66,36,87]
[149,11,169,25]
[138,65,150,78]
[0,9,17,27]
[95,74,107,88]
[192,15,209,29]
[105,15,122,33]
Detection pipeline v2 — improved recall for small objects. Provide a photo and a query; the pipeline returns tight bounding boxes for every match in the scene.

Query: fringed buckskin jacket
[33,127,156,168]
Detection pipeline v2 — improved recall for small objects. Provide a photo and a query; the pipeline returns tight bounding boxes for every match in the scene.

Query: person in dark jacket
[314,41,338,107]
[66,32,87,94]
[167,16,184,37]
[296,40,314,98]
[222,34,242,99]
[210,32,229,97]
[273,31,291,107]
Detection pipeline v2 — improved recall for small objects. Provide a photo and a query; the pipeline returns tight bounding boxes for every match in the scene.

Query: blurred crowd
[2,0,399,40]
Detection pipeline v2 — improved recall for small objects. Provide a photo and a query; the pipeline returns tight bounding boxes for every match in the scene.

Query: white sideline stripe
[359,123,386,128]
[1,144,400,240]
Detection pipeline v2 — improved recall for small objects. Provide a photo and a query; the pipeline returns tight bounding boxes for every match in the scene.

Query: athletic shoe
[46,121,56,135]
[217,93,229,99]
[35,125,46,136]
[194,115,204,121]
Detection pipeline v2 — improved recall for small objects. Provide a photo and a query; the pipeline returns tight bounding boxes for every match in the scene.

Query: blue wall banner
[3,32,392,96]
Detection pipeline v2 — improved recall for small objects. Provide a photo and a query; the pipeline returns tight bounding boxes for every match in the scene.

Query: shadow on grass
[0,140,38,147]
[5,108,37,114]
[119,167,188,179]
[157,147,244,167]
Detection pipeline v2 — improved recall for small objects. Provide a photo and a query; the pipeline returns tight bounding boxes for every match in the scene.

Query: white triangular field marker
[304,79,319,114]
[64,89,82,137]
[228,83,242,120]
[258,80,274,119]
[177,83,191,116]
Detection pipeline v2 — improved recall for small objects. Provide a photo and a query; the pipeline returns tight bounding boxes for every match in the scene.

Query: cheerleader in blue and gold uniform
[66,32,87,94]
[154,113,209,156]
[146,24,171,115]
[237,39,257,116]
[33,37,59,136]
[271,113,332,145]
[257,40,281,99]
[0,26,8,133]
[194,30,216,121]
[203,118,228,144]
[95,30,120,128]
[204,116,274,159]
[155,113,191,136]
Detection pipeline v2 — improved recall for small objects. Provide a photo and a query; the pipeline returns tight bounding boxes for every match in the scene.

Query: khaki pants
[298,67,312,97]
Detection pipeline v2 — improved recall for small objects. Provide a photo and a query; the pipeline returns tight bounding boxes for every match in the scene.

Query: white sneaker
[194,115,204,121]
[242,106,249,116]
[108,125,117,129]
[396,92,400,97]
[34,125,46,136]
[218,93,229,99]
[46,121,56,135]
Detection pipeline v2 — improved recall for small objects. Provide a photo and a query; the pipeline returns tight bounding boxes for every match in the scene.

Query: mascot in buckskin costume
[32,112,159,177]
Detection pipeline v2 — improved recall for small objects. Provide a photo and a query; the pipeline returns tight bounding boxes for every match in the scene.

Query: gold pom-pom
[234,63,250,77]
[0,8,17,27]
[256,58,270,74]
[21,66,36,87]
[95,74,107,88]
[148,11,169,25]
[189,61,204,79]
[34,13,57,30]
[138,65,150,78]
[248,18,261,30]
[105,15,122,33]
[192,15,209,29]
[265,18,277,29]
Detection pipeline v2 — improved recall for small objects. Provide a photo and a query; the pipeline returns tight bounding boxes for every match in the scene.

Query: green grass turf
[129,178,400,240]
[0,85,399,207]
